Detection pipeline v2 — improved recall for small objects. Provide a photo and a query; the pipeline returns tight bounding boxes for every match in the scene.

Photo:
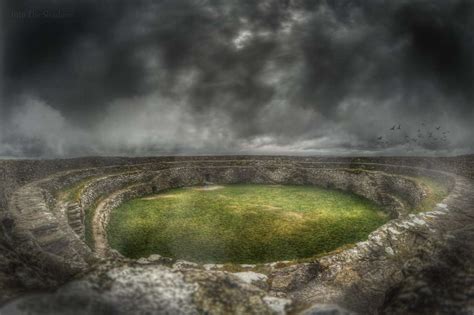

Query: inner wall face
[107,184,388,264]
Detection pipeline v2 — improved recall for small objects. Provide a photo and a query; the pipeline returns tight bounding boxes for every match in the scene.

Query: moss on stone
[411,176,450,212]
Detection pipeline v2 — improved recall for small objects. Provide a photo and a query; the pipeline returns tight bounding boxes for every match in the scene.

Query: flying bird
[390,125,396,130]
[377,136,383,140]
[436,126,441,130]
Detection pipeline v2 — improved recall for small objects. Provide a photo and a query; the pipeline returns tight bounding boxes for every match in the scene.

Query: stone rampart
[0,155,471,314]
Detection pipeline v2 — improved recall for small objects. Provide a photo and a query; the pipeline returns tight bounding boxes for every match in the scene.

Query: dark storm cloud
[0,0,473,157]
[293,0,474,116]
[3,0,151,121]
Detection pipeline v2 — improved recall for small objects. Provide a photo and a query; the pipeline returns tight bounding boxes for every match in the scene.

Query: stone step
[68,217,82,224]
[68,211,82,220]
[68,211,81,217]
[69,224,83,231]
[68,206,81,212]
[68,215,81,222]
[68,217,82,225]
[69,218,83,225]
[66,204,83,227]
[30,222,60,237]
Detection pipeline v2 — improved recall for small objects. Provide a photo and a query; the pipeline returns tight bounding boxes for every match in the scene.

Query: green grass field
[107,184,390,263]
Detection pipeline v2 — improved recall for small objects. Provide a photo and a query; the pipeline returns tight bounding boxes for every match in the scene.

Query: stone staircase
[66,202,85,240]
[8,185,91,272]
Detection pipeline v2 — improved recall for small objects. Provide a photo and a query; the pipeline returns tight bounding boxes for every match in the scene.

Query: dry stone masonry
[0,156,472,314]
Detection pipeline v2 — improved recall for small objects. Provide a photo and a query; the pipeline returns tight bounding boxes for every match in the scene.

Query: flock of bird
[376,122,450,150]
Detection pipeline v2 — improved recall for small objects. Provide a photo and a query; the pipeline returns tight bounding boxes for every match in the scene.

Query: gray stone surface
[300,304,354,315]
[233,271,269,290]
[0,263,279,315]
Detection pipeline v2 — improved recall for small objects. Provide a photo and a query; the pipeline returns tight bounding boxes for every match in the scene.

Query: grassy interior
[56,173,450,263]
[107,184,389,263]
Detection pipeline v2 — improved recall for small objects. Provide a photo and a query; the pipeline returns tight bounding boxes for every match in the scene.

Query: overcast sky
[1,0,473,157]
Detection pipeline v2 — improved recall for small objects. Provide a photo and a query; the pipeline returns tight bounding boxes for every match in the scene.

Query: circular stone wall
[2,156,471,315]
[84,165,428,258]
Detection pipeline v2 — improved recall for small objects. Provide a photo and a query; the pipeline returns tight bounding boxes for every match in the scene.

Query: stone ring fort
[0,155,472,314]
